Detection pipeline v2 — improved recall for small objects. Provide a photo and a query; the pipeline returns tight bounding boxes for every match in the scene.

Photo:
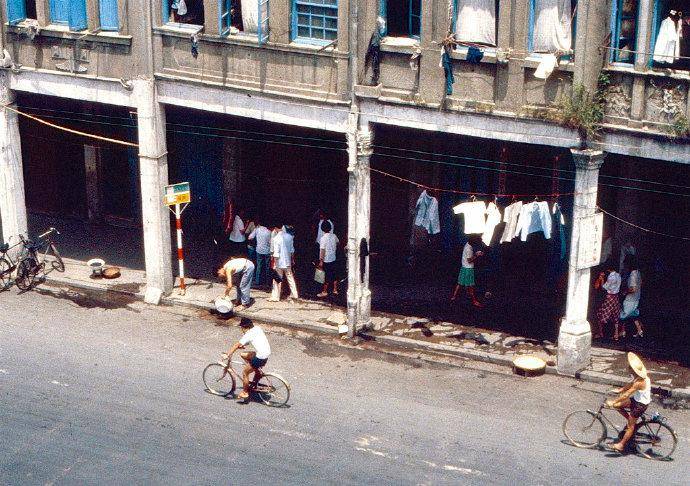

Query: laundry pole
[557,149,605,376]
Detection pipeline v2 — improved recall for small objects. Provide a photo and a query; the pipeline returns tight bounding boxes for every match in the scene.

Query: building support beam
[346,115,373,336]
[557,149,605,376]
[84,145,102,223]
[135,79,173,303]
[0,76,28,247]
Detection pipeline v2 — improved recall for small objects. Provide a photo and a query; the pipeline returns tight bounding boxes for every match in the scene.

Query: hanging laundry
[482,202,501,246]
[500,201,522,243]
[242,0,259,33]
[176,0,187,15]
[552,202,567,261]
[441,47,455,95]
[414,190,441,235]
[455,0,497,46]
[534,53,558,79]
[466,46,484,64]
[453,200,487,234]
[191,33,199,58]
[653,12,682,64]
[531,0,573,53]
[514,201,552,241]
[365,29,383,85]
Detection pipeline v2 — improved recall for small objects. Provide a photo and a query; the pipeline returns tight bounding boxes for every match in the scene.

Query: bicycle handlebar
[38,227,59,239]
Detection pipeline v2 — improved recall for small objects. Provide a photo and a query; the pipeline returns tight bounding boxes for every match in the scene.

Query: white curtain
[455,0,497,45]
[532,0,573,53]
[242,0,259,33]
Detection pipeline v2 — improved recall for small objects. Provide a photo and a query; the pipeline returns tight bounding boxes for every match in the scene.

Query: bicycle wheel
[202,363,236,396]
[635,421,677,460]
[15,257,37,291]
[0,257,11,290]
[255,373,290,407]
[50,243,65,272]
[563,411,607,448]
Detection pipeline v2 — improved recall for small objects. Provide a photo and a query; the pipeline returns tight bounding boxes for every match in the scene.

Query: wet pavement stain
[36,288,140,312]
[107,283,143,294]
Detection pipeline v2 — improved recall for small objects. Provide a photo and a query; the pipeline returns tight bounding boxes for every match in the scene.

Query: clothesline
[596,206,690,242]
[370,167,576,198]
[601,44,690,62]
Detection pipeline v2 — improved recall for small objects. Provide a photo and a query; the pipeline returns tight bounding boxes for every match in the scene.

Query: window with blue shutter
[99,0,119,31]
[49,0,69,24]
[219,0,231,35]
[6,0,27,25]
[292,0,338,44]
[379,0,421,39]
[257,0,269,45]
[49,0,87,30]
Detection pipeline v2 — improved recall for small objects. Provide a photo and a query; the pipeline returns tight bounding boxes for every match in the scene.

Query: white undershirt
[239,326,271,359]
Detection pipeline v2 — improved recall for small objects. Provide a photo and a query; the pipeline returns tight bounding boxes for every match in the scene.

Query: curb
[42,276,690,400]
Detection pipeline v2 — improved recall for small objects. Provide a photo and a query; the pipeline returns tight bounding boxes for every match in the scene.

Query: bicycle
[563,398,677,460]
[0,237,24,290]
[15,227,64,291]
[202,355,290,407]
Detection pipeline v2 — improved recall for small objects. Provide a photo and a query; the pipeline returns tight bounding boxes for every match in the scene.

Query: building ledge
[380,37,419,55]
[604,63,690,82]
[6,22,132,46]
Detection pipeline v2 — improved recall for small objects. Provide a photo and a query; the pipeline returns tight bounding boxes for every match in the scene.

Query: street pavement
[1,288,688,485]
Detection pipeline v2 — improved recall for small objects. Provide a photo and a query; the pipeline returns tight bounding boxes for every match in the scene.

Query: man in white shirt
[225,318,271,402]
[317,220,340,298]
[248,217,272,287]
[227,210,246,256]
[269,225,299,302]
[217,257,255,310]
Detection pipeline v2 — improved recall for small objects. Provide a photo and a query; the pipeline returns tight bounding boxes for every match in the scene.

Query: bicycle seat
[0,243,8,253]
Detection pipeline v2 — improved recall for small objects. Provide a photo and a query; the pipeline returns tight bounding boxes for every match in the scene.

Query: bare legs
[450,285,483,307]
[612,398,637,452]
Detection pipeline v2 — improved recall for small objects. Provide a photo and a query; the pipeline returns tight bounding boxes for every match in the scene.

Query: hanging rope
[2,104,139,147]
[596,206,690,242]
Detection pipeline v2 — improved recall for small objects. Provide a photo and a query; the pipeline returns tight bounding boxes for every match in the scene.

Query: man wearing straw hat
[605,352,652,453]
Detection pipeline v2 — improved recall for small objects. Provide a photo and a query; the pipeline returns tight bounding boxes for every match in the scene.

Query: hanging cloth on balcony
[242,0,259,33]
[532,0,573,53]
[440,47,454,95]
[455,0,496,46]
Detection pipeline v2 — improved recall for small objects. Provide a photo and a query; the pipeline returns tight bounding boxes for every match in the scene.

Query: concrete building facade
[0,0,688,372]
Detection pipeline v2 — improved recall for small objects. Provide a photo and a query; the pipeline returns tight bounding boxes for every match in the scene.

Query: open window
[650,1,689,70]
[529,0,577,54]
[292,0,338,45]
[5,0,37,24]
[219,0,269,44]
[163,0,205,26]
[454,0,498,47]
[610,0,639,64]
[379,0,421,39]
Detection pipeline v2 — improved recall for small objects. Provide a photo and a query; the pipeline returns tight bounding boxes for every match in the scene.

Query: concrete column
[84,145,102,222]
[557,149,605,376]
[134,79,173,303]
[346,115,373,336]
[0,78,28,247]
[222,138,241,204]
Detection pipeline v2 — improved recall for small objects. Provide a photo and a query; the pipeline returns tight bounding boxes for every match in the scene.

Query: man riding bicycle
[225,318,271,402]
[605,352,652,453]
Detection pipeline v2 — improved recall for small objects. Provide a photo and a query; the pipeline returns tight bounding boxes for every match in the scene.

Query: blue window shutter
[49,0,69,23]
[6,0,27,25]
[99,0,119,31]
[258,0,269,45]
[219,0,230,35]
[379,0,387,36]
[68,0,88,31]
[528,0,535,52]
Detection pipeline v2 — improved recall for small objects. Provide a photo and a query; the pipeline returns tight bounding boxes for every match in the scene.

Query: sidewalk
[43,258,690,400]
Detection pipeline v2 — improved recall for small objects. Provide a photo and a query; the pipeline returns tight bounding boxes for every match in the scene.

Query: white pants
[272,267,299,300]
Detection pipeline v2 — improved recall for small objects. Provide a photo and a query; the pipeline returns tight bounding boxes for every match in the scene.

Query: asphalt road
[1,286,688,485]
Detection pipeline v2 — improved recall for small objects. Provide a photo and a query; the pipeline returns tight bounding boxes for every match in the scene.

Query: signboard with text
[577,212,604,270]
[164,182,191,206]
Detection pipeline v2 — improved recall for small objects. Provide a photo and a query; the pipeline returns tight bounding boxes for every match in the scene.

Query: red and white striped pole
[174,203,186,295]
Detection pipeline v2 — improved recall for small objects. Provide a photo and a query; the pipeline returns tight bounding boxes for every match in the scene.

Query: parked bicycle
[0,237,23,290]
[15,227,64,291]
[563,398,677,460]
[202,355,290,407]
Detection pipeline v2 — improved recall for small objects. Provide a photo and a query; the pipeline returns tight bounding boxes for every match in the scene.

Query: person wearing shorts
[451,236,484,308]
[225,318,271,402]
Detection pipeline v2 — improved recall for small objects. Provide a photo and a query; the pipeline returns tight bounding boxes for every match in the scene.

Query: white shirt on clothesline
[453,201,487,234]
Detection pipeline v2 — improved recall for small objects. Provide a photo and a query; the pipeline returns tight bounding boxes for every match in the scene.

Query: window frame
[162,0,205,30]
[291,0,338,46]
[218,0,269,44]
[609,0,639,64]
[47,0,87,31]
[379,0,421,40]
[528,0,577,58]
[99,0,120,31]
[6,0,27,25]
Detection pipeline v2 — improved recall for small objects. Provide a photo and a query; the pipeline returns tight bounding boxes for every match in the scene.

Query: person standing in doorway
[269,225,299,302]
[228,209,247,257]
[314,210,334,258]
[317,220,339,298]
[217,256,255,310]
[621,254,644,338]
[451,236,484,308]
[248,217,272,288]
[244,216,257,263]
[594,262,622,340]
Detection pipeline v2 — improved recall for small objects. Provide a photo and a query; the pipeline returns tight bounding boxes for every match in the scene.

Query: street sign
[576,212,604,270]
[164,182,191,206]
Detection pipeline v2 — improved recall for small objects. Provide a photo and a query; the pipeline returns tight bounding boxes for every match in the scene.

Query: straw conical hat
[627,352,647,379]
